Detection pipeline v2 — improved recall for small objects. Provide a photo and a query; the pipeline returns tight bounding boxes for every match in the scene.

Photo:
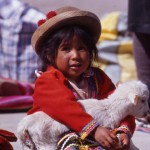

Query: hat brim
[32,10,101,53]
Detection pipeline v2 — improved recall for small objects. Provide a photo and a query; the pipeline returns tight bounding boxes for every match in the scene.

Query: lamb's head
[115,80,149,118]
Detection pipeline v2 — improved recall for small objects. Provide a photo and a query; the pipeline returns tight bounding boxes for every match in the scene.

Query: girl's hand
[94,126,118,149]
[118,133,130,149]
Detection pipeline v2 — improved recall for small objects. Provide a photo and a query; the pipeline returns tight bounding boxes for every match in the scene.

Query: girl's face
[55,36,90,82]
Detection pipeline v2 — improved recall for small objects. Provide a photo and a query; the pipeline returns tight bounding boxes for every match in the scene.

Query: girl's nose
[71,49,79,59]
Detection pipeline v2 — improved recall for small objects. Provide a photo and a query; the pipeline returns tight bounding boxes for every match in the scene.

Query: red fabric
[28,66,135,133]
[0,137,13,150]
[0,129,17,142]
[0,77,34,96]
[0,77,22,96]
[28,67,93,132]
[0,77,34,112]
[93,68,116,99]
[120,116,136,134]
[0,129,17,150]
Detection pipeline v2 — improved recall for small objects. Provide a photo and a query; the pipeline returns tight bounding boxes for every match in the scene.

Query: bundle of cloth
[0,77,34,112]
[96,11,137,84]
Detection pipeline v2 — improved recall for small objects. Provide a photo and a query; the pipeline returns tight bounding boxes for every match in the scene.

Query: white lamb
[17,80,149,150]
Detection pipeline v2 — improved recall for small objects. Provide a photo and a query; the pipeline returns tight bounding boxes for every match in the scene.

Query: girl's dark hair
[38,25,98,71]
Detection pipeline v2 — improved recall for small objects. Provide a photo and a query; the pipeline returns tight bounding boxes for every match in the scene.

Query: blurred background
[22,0,128,16]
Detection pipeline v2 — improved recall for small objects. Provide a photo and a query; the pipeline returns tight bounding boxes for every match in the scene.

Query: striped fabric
[0,129,17,150]
[0,95,33,112]
[96,12,137,84]
[0,0,45,83]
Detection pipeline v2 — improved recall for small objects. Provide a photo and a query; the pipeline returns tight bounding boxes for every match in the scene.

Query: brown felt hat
[31,6,101,53]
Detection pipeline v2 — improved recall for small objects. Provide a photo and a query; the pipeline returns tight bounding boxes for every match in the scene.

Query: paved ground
[0,112,150,150]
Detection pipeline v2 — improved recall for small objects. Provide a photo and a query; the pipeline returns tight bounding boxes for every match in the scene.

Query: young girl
[26,6,135,149]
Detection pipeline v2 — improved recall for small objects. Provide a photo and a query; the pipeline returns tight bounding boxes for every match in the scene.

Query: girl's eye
[78,46,87,51]
[62,46,70,51]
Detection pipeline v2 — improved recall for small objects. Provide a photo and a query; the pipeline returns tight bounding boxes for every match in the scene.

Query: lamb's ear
[134,95,139,105]
[129,94,139,105]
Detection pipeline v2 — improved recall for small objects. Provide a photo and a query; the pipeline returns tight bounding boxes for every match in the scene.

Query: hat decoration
[38,11,57,26]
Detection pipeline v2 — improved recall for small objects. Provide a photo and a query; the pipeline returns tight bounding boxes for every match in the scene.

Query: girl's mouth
[70,63,81,68]
[70,64,82,70]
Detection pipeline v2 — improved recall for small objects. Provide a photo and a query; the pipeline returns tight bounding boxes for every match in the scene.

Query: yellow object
[99,12,120,42]
[96,11,137,83]
[79,145,89,150]
[118,40,137,82]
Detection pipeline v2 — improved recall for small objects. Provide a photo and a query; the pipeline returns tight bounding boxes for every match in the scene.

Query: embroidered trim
[79,120,99,140]
[57,132,78,149]
[116,125,132,138]
[56,131,103,150]
[56,132,80,150]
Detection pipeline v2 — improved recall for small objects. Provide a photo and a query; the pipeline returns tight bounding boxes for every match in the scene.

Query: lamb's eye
[141,99,145,103]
